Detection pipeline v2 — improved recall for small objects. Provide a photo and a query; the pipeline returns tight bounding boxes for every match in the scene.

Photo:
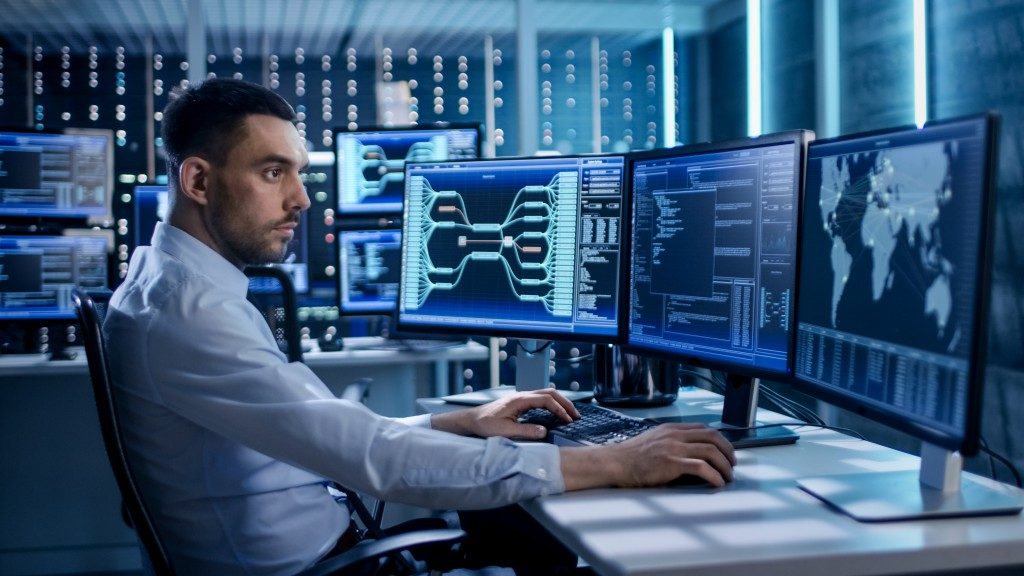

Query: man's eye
[269,169,282,178]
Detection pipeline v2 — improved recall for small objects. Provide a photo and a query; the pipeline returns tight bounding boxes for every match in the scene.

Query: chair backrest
[244,265,304,363]
[73,289,175,576]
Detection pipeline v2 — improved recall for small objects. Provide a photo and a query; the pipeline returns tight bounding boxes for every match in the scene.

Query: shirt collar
[152,222,251,297]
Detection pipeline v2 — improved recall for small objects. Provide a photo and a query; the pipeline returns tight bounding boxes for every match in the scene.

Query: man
[105,78,735,575]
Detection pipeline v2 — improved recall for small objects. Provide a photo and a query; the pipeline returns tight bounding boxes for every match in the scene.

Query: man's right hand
[559,424,736,490]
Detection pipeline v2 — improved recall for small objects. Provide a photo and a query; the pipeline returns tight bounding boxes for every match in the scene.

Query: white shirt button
[537,467,548,479]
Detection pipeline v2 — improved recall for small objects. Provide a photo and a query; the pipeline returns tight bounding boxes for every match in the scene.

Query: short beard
[207,179,294,266]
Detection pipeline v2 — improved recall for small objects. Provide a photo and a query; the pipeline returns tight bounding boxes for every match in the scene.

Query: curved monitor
[397,154,627,342]
[334,124,481,215]
[625,130,812,379]
[793,114,998,456]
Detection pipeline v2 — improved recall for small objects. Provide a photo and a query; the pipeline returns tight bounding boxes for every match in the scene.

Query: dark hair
[160,78,296,189]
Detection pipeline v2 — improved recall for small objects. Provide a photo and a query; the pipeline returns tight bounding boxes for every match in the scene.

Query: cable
[516,339,553,354]
[979,435,1023,488]
[728,421,867,440]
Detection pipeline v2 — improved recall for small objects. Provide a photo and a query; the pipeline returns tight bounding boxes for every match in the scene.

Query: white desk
[420,387,1024,576]
[0,339,488,576]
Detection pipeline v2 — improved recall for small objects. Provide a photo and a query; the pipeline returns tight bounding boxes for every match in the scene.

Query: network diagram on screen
[795,120,989,435]
[400,156,624,337]
[336,128,478,213]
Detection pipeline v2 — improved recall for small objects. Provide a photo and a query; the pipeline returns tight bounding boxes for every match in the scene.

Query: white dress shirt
[105,222,564,575]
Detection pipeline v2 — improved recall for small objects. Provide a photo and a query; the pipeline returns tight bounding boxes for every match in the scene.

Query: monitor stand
[672,373,799,448]
[797,442,1024,522]
[514,339,551,391]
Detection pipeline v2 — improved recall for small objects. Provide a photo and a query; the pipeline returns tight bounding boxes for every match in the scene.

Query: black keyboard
[518,402,658,446]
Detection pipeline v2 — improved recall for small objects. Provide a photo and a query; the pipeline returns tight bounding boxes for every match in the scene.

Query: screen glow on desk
[697,518,849,546]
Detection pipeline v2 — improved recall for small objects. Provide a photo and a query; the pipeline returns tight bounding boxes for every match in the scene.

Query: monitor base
[655,413,799,448]
[798,471,1024,522]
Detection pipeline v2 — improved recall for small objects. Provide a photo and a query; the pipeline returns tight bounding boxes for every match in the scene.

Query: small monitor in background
[398,154,626,389]
[0,129,114,223]
[794,113,1023,521]
[334,124,481,215]
[337,228,402,315]
[133,185,169,246]
[625,130,812,446]
[0,235,109,320]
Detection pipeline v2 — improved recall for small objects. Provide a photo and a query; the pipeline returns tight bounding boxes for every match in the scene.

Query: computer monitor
[337,227,402,315]
[793,113,1022,520]
[398,154,627,389]
[133,185,169,246]
[0,128,114,223]
[624,130,813,446]
[0,235,109,320]
[334,124,481,214]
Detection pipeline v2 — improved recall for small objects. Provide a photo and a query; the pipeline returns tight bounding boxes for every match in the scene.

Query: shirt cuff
[516,442,565,496]
[395,413,433,429]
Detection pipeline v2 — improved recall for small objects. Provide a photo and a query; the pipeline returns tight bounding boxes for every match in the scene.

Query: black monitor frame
[332,123,483,216]
[790,113,1023,522]
[395,153,629,346]
[792,113,999,457]
[620,130,813,380]
[617,130,812,445]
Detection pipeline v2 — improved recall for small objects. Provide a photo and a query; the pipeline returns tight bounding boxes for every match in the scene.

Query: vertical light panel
[815,0,840,138]
[746,0,762,137]
[913,0,928,127]
[662,27,676,147]
[484,35,496,158]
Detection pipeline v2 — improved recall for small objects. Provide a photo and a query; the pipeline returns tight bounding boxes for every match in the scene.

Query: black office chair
[244,265,305,363]
[74,289,464,576]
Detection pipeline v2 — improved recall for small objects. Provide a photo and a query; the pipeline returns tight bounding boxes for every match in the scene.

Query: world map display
[819,143,955,343]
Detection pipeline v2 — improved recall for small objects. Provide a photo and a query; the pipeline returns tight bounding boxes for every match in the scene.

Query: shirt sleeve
[143,277,565,509]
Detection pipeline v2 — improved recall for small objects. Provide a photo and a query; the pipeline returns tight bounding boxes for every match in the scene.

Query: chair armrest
[298,528,466,576]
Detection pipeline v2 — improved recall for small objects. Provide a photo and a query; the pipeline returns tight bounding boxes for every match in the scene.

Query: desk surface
[422,387,1024,576]
[0,337,488,377]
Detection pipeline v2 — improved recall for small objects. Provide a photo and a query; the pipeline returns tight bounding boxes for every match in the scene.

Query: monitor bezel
[790,113,999,456]
[395,152,630,344]
[334,220,404,317]
[332,122,484,216]
[0,127,115,224]
[619,129,814,381]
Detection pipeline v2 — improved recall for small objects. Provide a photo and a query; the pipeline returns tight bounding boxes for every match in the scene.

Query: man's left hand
[431,389,581,440]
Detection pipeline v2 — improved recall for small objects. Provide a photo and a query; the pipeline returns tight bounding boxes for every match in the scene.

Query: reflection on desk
[518,387,1024,576]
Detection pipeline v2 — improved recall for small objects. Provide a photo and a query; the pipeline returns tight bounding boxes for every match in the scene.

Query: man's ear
[179,156,212,206]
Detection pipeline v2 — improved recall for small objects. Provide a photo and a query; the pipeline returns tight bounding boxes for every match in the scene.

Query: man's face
[206,115,310,266]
